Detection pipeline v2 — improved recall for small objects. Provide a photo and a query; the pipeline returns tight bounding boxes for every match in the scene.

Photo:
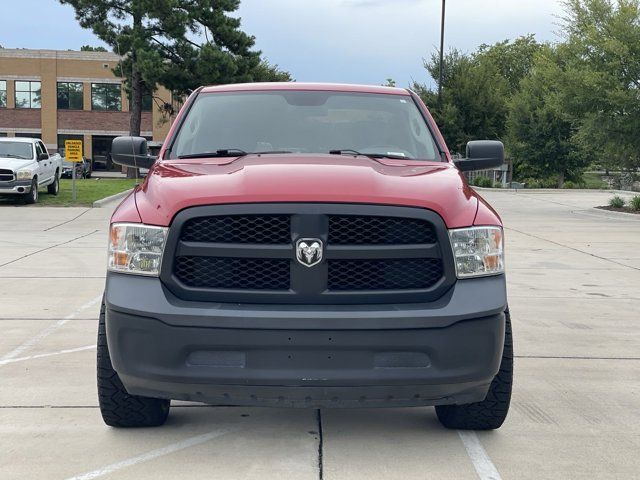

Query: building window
[15,81,41,109]
[57,82,84,110]
[91,83,121,111]
[0,81,6,107]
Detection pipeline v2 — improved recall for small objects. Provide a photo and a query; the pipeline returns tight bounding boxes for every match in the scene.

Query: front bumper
[105,273,507,407]
[0,180,31,195]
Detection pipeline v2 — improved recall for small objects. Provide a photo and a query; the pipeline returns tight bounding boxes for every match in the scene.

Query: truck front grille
[162,204,455,304]
[0,169,14,182]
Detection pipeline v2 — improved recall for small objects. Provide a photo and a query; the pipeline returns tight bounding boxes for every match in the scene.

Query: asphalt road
[1,190,639,480]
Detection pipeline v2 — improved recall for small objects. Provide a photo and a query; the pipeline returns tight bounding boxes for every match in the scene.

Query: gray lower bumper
[105,273,507,407]
[0,180,31,195]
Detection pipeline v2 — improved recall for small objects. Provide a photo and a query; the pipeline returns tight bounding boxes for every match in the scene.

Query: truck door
[35,141,52,184]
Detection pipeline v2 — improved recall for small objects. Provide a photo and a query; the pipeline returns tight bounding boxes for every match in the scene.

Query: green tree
[560,0,640,173]
[60,0,291,137]
[506,47,586,187]
[476,35,542,93]
[413,49,509,154]
[412,37,541,155]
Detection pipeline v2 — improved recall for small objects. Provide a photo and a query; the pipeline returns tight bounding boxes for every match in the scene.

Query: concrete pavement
[0,190,638,479]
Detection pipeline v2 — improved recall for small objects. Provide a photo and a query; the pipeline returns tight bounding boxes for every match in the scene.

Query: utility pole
[438,0,446,109]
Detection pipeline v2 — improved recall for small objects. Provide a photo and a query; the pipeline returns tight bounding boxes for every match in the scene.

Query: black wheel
[24,178,38,204]
[97,299,170,427]
[436,310,513,430]
[47,172,59,195]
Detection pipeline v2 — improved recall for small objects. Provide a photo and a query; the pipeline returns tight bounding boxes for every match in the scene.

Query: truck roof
[0,137,38,143]
[200,82,410,96]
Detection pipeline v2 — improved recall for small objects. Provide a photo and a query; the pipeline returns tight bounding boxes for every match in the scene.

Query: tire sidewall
[26,178,38,204]
[50,174,59,195]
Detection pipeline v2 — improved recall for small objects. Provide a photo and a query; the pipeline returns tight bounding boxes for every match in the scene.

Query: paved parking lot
[1,190,639,480]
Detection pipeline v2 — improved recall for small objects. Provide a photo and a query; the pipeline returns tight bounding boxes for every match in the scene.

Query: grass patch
[0,178,138,207]
[582,172,609,189]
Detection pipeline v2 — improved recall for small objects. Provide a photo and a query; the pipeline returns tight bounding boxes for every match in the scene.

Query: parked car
[101,83,511,431]
[0,137,62,204]
[61,157,92,179]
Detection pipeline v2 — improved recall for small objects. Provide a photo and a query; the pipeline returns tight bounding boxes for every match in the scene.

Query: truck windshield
[0,141,33,160]
[170,91,440,161]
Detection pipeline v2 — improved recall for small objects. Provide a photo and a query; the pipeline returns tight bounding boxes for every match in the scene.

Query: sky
[0,0,565,87]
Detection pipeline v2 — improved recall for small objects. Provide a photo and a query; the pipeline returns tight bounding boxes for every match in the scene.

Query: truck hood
[134,154,479,228]
[0,157,34,171]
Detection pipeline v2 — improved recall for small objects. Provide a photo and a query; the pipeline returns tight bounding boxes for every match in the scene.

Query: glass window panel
[15,81,30,92]
[106,84,122,111]
[70,90,83,109]
[57,83,70,109]
[30,82,41,109]
[92,83,106,110]
[15,91,30,108]
[0,81,6,108]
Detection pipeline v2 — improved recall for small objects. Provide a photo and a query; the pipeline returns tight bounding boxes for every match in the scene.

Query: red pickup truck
[102,83,511,430]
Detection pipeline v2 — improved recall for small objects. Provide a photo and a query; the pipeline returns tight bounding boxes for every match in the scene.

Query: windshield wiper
[178,148,248,159]
[1,154,28,159]
[178,149,295,160]
[329,149,412,161]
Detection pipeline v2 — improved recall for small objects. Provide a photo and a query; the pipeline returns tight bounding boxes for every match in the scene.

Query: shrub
[472,176,493,188]
[493,181,503,188]
[609,196,625,208]
[563,181,576,189]
[524,178,542,188]
[630,195,640,211]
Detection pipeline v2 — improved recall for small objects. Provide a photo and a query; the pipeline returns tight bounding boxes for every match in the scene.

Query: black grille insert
[175,256,290,290]
[328,258,443,290]
[181,215,290,244]
[0,169,14,182]
[329,215,436,244]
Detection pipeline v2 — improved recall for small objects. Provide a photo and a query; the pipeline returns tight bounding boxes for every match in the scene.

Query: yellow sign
[65,140,83,162]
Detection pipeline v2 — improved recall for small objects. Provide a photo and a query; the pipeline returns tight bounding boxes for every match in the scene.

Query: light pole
[437,0,446,109]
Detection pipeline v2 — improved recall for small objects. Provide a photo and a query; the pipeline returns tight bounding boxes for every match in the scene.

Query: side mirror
[38,152,49,161]
[454,140,504,172]
[111,136,157,170]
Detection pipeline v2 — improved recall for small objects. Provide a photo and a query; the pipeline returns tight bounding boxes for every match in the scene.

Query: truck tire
[24,178,38,204]
[47,171,59,195]
[435,310,513,430]
[97,300,170,427]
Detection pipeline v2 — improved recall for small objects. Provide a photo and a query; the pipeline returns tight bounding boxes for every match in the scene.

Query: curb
[92,189,133,208]
[471,186,638,194]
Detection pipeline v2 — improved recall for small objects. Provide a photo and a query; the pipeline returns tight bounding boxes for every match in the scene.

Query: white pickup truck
[0,137,62,204]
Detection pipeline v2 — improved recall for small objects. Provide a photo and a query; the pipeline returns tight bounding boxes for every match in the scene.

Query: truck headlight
[16,170,32,180]
[449,226,504,278]
[108,223,168,276]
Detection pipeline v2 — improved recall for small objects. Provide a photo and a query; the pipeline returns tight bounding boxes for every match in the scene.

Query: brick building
[0,48,174,167]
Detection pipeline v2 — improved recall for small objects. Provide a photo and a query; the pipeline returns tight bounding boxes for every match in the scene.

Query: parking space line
[458,431,502,480]
[65,429,236,480]
[0,345,95,366]
[0,295,102,362]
